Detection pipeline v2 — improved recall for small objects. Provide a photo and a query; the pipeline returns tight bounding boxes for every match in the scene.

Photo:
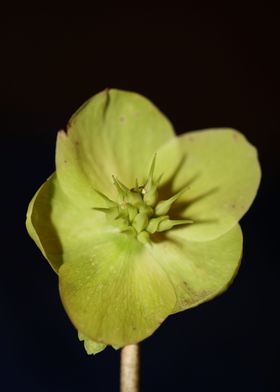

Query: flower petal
[56,89,175,204]
[59,235,176,347]
[149,224,243,313]
[26,174,63,272]
[26,174,108,272]
[155,129,261,241]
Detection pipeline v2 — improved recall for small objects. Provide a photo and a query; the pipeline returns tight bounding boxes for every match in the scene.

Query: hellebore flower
[26,89,261,354]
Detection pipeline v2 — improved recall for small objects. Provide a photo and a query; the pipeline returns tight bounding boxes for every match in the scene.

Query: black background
[1,4,279,392]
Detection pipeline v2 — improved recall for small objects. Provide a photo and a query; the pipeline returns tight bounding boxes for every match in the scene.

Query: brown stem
[120,344,140,392]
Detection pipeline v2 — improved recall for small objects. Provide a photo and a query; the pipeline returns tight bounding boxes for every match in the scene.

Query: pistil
[92,156,193,244]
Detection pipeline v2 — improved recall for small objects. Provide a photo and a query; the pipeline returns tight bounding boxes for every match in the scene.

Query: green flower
[26,89,261,354]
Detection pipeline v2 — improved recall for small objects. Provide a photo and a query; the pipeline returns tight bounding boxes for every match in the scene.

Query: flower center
[94,155,193,244]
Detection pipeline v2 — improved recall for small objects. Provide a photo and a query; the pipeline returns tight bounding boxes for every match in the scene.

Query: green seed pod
[137,231,151,245]
[157,219,193,232]
[155,186,189,216]
[146,216,168,234]
[127,190,143,205]
[93,206,120,220]
[132,212,149,233]
[138,204,154,217]
[127,204,138,222]
[143,186,158,207]
[114,216,130,231]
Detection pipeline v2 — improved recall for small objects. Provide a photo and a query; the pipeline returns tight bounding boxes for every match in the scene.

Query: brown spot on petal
[233,132,239,141]
[58,129,67,139]
[180,289,213,307]
[119,116,125,123]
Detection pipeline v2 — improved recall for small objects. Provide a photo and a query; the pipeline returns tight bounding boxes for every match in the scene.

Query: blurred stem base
[120,344,140,392]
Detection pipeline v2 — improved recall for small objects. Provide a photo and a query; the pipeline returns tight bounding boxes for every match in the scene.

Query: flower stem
[120,344,140,392]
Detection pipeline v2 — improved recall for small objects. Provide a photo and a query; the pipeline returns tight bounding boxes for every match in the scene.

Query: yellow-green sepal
[26,174,109,272]
[56,89,175,204]
[59,234,176,347]
[149,224,243,313]
[155,129,261,241]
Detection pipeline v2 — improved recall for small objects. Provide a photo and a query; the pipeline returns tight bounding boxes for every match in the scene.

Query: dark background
[1,4,279,391]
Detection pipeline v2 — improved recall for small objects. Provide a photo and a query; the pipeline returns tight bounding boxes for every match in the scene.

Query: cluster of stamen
[93,156,193,244]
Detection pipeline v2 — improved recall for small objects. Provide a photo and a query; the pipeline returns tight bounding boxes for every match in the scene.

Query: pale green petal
[78,332,107,355]
[149,224,243,313]
[26,181,49,260]
[26,174,108,272]
[59,235,176,347]
[26,173,176,347]
[56,89,175,203]
[56,131,107,209]
[155,129,261,241]
[26,174,63,272]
